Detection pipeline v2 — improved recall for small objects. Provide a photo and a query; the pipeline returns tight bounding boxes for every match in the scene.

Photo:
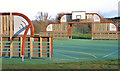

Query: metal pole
[22,55,24,61]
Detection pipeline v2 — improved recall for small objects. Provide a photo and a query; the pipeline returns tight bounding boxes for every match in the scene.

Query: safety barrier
[93,31,119,39]
[0,36,53,58]
[40,31,68,39]
[92,23,119,39]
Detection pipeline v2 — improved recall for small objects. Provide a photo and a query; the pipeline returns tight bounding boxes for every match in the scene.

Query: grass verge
[2,59,118,69]
[72,34,91,39]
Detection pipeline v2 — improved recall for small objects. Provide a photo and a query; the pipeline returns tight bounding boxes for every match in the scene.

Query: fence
[0,36,53,58]
[93,23,119,39]
[93,31,119,39]
[40,31,68,39]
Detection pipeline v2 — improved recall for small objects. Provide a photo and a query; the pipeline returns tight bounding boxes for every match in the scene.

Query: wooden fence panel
[39,31,68,39]
[93,23,118,39]
[93,31,119,39]
[0,36,53,58]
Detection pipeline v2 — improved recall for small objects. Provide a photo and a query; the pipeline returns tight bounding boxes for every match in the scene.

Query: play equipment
[0,13,53,61]
[40,11,118,39]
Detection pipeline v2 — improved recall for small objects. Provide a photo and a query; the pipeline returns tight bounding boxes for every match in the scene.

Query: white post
[30,52,31,59]
[22,55,24,61]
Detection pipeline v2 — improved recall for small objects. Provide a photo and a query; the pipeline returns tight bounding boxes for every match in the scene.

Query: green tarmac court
[1,39,118,64]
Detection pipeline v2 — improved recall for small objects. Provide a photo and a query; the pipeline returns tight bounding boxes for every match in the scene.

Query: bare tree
[36,12,51,24]
[33,12,53,33]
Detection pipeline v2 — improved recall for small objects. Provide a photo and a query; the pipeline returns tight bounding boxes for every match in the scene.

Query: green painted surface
[1,39,118,64]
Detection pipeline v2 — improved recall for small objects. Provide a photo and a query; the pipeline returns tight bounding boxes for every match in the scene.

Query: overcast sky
[0,0,119,20]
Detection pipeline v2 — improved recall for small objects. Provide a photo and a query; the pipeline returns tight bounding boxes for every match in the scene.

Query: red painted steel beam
[12,13,34,55]
[21,25,32,55]
[51,37,53,57]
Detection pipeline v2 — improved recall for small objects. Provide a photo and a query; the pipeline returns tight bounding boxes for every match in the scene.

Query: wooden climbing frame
[0,13,53,60]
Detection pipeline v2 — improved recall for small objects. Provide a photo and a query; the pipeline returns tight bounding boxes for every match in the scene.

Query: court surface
[2,39,118,64]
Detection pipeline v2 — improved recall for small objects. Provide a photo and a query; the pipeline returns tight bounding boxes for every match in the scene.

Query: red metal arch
[12,13,34,56]
[22,25,32,55]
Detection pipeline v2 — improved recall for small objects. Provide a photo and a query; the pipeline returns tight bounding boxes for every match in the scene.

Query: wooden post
[70,24,72,39]
[91,23,93,40]
[106,23,107,31]
[100,32,101,39]
[10,36,13,58]
[4,16,6,34]
[93,23,95,39]
[30,37,33,59]
[0,15,2,35]
[108,32,109,39]
[7,15,9,35]
[106,23,108,39]
[68,23,69,39]
[10,13,13,58]
[1,37,2,56]
[10,13,13,38]
[20,37,22,57]
[40,37,42,57]
[0,15,3,56]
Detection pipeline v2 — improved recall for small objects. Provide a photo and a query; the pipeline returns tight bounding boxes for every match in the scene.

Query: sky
[0,0,119,20]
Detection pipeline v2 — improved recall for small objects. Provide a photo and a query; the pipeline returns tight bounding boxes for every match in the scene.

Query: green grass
[2,59,118,69]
